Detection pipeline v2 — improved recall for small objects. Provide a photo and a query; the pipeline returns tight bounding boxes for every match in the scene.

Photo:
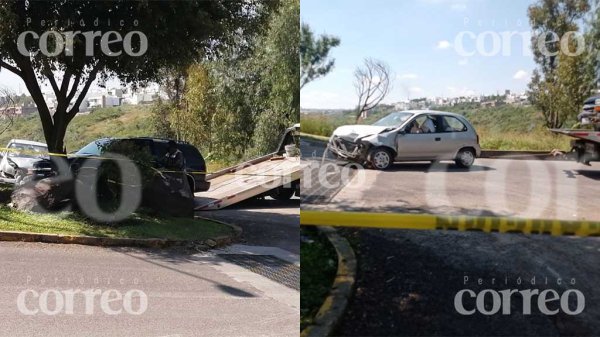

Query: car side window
[441,116,467,132]
[406,115,437,134]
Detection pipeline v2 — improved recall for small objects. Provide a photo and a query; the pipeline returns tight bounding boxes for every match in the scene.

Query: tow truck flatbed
[194,155,300,210]
[550,128,600,164]
[550,129,600,143]
[194,124,301,211]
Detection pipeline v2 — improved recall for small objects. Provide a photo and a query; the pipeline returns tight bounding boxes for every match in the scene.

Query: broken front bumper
[328,136,367,161]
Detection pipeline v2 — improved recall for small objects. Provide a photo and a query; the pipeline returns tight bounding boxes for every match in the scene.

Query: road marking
[301,211,600,237]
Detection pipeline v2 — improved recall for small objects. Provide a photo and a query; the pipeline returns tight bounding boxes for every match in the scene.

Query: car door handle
[435,137,441,141]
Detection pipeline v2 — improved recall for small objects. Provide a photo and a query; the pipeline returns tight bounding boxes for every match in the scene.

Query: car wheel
[455,148,475,168]
[368,148,393,170]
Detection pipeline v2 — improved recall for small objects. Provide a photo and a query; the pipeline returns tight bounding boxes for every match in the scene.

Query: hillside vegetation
[0,105,154,153]
[301,105,572,151]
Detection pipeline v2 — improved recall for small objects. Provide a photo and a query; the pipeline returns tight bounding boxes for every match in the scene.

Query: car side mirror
[398,129,406,135]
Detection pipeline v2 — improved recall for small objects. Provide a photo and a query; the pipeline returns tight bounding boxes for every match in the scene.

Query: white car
[329,110,482,170]
[0,139,49,184]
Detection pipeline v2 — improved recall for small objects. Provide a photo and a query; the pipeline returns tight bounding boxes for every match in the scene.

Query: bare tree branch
[0,88,17,135]
[67,62,103,119]
[353,58,393,123]
[0,60,22,77]
[66,71,82,103]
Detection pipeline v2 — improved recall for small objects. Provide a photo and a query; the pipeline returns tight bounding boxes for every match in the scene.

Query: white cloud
[436,40,452,50]
[458,58,469,66]
[409,87,424,95]
[420,0,472,12]
[446,86,475,97]
[450,3,467,11]
[399,73,419,80]
[513,70,528,80]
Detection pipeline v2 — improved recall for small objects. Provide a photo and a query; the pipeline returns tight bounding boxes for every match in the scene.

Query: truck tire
[269,186,295,201]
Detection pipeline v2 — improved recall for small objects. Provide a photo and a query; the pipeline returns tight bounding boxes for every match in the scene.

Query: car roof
[88,137,191,145]
[9,139,47,147]
[397,110,465,118]
[128,137,191,145]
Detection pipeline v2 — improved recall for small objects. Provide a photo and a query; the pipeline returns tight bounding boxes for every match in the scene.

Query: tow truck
[550,96,600,165]
[195,124,301,210]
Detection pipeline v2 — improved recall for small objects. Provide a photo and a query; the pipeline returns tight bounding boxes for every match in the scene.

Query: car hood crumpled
[332,125,389,142]
[6,156,45,169]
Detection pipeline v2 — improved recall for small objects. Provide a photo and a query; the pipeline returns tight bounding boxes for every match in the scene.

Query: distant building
[0,102,38,117]
[88,95,121,109]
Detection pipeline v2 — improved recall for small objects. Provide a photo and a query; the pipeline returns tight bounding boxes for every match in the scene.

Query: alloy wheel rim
[461,151,474,166]
[374,152,390,168]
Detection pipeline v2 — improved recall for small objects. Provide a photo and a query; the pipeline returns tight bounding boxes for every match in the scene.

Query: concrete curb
[0,216,242,249]
[301,226,357,337]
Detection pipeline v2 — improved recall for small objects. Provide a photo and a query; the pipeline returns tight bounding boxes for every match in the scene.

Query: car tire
[455,148,476,168]
[269,186,295,201]
[368,148,394,170]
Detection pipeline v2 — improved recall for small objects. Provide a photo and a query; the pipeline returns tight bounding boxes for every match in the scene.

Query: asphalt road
[302,139,600,221]
[302,138,600,336]
[197,197,300,255]
[0,241,298,337]
[335,229,600,336]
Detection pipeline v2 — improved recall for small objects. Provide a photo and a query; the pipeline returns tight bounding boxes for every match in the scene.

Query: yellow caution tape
[300,211,600,237]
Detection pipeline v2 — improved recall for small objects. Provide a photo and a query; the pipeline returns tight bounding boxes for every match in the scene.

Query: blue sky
[301,0,537,109]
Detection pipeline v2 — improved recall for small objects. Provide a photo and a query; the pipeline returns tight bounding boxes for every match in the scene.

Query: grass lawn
[0,204,233,241]
[300,227,338,330]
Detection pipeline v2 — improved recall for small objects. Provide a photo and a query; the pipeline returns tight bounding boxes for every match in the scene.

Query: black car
[69,137,210,192]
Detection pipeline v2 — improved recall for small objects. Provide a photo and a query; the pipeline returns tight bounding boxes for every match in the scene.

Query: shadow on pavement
[575,170,600,181]
[111,247,257,298]
[386,163,495,173]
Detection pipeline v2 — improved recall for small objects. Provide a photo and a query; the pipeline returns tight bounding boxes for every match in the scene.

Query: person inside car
[409,121,421,133]
[420,116,436,133]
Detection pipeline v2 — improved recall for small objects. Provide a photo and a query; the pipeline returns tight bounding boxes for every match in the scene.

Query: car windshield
[372,112,414,127]
[8,143,48,158]
[75,139,111,156]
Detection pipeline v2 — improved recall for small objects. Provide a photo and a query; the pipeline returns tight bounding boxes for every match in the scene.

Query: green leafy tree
[158,0,299,162]
[250,0,300,156]
[178,63,216,153]
[585,1,600,86]
[300,23,340,89]
[0,0,276,153]
[527,0,593,128]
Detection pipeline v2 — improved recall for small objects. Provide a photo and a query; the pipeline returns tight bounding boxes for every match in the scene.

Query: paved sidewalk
[0,241,298,337]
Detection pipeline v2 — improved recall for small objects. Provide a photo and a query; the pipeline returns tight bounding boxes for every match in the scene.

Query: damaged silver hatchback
[328,110,481,170]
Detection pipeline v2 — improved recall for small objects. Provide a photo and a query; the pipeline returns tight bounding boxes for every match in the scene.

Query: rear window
[76,139,110,156]
[441,116,467,132]
[179,144,206,170]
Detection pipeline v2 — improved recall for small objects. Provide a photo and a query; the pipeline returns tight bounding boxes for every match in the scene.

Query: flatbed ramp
[550,129,600,142]
[194,155,301,211]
